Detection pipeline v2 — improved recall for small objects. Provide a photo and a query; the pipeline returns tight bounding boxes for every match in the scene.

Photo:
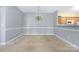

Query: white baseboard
[23,33,54,35]
[0,42,6,45]
[0,34,24,46]
[0,33,54,46]
[6,34,24,45]
[55,34,79,49]
[1,33,79,49]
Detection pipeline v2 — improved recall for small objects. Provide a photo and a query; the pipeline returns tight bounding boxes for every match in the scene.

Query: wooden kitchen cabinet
[57,16,79,25]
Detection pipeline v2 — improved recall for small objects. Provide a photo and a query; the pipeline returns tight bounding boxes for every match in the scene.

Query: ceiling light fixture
[35,6,43,22]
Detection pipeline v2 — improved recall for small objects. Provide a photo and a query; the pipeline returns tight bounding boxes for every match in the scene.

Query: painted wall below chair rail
[5,7,24,42]
[0,7,1,42]
[54,28,79,47]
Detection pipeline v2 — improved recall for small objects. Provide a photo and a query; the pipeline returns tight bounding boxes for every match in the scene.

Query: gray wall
[0,7,6,44]
[0,7,1,42]
[55,28,79,46]
[23,13,54,35]
[5,6,24,42]
[1,6,79,47]
[54,11,79,47]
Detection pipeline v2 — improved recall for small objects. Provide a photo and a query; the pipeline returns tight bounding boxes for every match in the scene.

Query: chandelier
[35,6,43,21]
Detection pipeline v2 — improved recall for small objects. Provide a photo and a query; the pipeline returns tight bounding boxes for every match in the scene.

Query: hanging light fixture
[35,6,43,21]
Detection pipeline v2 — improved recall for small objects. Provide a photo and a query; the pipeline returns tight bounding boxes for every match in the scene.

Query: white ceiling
[17,6,73,13]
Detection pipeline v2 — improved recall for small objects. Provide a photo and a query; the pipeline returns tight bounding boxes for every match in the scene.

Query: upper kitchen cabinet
[57,11,79,26]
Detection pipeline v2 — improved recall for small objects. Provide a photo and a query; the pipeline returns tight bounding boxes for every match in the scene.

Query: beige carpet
[0,35,79,52]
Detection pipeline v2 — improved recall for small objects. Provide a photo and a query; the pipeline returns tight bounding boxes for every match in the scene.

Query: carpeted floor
[0,35,79,52]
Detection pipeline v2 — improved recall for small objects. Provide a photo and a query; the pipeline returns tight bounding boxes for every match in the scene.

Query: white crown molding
[6,27,54,31]
[6,27,23,31]
[6,27,79,32]
[55,27,79,32]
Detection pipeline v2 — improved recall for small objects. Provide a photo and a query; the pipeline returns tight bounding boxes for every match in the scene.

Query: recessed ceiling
[17,6,73,13]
